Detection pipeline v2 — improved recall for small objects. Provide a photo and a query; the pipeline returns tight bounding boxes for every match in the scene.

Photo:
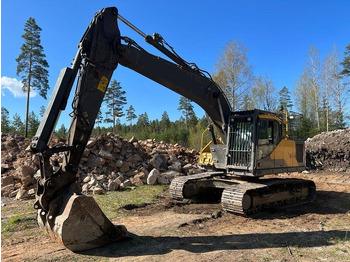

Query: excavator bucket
[36,189,127,252]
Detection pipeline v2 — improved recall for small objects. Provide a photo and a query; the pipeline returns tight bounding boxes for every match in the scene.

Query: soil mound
[305,129,350,173]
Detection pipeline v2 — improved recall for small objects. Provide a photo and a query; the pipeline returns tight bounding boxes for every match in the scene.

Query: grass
[93,185,167,219]
[1,199,37,239]
[1,185,167,241]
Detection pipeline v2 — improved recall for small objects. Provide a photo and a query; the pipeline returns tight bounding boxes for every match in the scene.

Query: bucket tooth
[37,189,127,252]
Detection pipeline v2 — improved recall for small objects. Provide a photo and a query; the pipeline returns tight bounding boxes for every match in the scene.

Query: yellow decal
[97,75,109,92]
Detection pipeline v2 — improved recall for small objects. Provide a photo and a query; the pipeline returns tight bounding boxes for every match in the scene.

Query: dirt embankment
[306,129,350,173]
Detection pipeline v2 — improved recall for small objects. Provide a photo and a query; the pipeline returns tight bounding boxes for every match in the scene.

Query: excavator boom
[31,7,231,251]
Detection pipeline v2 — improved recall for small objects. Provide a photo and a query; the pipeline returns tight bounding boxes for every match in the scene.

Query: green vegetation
[93,185,167,219]
[16,16,49,138]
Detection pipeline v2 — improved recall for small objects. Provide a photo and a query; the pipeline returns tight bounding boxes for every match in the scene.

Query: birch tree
[253,74,277,111]
[307,46,321,130]
[213,40,253,110]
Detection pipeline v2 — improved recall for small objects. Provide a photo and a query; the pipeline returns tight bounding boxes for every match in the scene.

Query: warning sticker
[97,75,109,92]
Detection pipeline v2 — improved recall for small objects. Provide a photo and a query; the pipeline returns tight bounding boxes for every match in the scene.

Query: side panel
[255,139,305,175]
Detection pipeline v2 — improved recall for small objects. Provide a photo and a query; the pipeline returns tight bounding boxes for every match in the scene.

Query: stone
[83,148,91,157]
[17,166,35,179]
[87,138,97,148]
[116,160,124,168]
[1,184,15,196]
[34,170,41,180]
[169,161,182,172]
[28,188,36,196]
[1,175,14,187]
[104,141,114,152]
[182,163,194,170]
[16,187,29,200]
[98,149,114,161]
[82,184,90,193]
[21,175,32,186]
[147,168,160,185]
[107,181,118,191]
[9,189,19,198]
[87,155,106,167]
[119,162,130,173]
[131,176,144,186]
[129,136,138,143]
[93,186,104,195]
[163,170,182,180]
[157,175,170,185]
[83,176,91,183]
[123,179,132,187]
[1,163,10,173]
[114,178,122,187]
[150,154,167,170]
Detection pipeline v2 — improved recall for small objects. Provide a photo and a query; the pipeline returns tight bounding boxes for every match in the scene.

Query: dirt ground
[2,171,350,262]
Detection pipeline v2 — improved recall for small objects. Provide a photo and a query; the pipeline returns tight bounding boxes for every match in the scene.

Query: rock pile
[305,129,350,173]
[1,133,202,199]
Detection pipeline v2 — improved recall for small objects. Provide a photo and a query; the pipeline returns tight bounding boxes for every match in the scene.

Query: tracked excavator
[31,7,316,252]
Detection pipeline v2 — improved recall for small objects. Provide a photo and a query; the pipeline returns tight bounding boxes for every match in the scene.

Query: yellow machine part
[198,128,222,166]
[257,139,304,169]
[199,140,214,166]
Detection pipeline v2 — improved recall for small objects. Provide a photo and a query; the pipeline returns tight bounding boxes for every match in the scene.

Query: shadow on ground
[80,230,349,258]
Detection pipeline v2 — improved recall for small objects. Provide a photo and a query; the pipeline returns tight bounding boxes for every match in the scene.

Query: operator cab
[208,109,305,177]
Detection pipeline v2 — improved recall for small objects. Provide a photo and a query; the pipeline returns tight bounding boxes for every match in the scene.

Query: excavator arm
[31,7,231,251]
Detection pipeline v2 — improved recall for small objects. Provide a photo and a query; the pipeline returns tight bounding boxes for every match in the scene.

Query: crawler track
[170,174,316,215]
[169,172,222,200]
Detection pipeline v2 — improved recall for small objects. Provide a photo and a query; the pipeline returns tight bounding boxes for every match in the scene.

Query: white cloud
[1,76,37,98]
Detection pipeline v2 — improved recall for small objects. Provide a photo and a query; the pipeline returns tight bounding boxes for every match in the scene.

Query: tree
[294,70,318,139]
[340,43,350,77]
[16,17,49,138]
[1,107,11,134]
[307,46,322,130]
[39,105,46,118]
[178,96,196,129]
[252,74,277,111]
[321,46,346,130]
[137,112,150,127]
[12,113,25,136]
[27,111,40,138]
[213,40,253,110]
[95,109,103,135]
[126,105,137,126]
[160,111,171,129]
[55,124,67,139]
[103,80,127,133]
[278,86,293,111]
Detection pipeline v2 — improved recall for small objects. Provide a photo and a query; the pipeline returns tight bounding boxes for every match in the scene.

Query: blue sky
[1,0,349,129]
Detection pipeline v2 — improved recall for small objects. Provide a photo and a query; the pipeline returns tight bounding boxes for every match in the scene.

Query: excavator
[31,7,316,252]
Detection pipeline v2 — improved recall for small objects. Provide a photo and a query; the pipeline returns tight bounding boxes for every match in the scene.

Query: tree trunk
[25,57,32,138]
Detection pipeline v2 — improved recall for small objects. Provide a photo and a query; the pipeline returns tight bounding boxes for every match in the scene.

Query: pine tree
[39,105,46,118]
[95,109,103,135]
[278,86,293,111]
[103,80,127,133]
[16,17,49,138]
[136,112,150,127]
[178,96,196,129]
[1,107,11,134]
[55,124,67,139]
[340,43,350,77]
[126,105,137,126]
[12,113,25,136]
[27,111,40,138]
[160,111,171,130]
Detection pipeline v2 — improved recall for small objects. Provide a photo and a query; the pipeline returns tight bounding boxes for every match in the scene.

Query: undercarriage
[170,172,316,215]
